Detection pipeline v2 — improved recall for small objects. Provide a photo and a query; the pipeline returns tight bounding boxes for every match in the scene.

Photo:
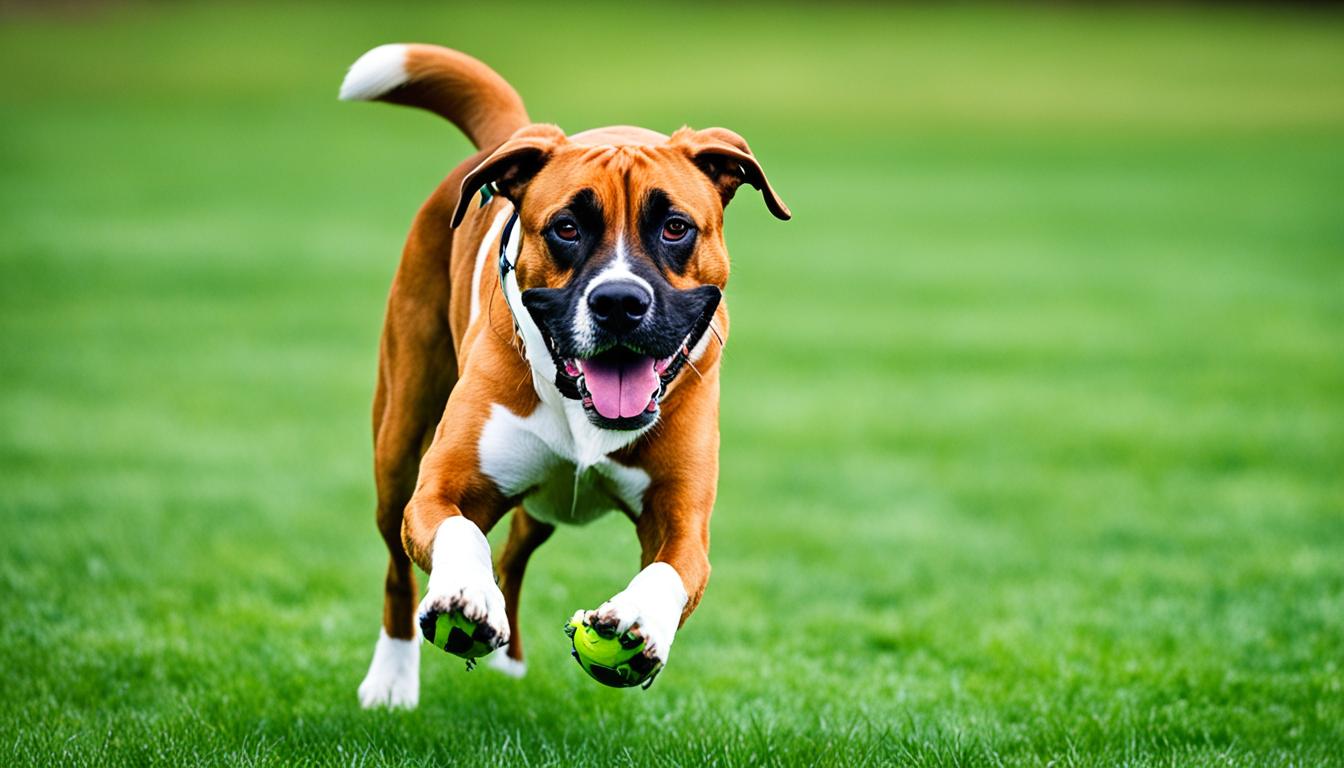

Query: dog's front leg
[579,483,714,676]
[401,438,513,655]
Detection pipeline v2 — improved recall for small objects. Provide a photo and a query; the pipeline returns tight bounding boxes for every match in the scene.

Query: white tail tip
[339,43,411,102]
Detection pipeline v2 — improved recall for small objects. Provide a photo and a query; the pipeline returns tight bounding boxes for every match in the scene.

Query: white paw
[580,562,688,667]
[358,629,420,709]
[417,516,510,651]
[486,652,527,678]
[417,580,510,650]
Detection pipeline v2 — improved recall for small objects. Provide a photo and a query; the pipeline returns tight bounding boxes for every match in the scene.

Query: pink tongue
[579,354,659,420]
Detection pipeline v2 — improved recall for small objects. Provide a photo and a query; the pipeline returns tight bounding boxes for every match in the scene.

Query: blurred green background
[2,2,1342,766]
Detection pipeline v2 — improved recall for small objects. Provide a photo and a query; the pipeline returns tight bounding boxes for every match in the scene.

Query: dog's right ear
[452,124,566,227]
[672,126,791,221]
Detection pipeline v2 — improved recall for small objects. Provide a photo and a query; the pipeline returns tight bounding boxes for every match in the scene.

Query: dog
[339,44,789,708]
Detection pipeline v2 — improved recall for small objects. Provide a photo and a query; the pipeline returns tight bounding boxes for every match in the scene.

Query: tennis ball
[564,618,662,689]
[421,611,495,660]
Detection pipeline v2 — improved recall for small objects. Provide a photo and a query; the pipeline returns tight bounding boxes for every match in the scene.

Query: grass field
[2,2,1343,765]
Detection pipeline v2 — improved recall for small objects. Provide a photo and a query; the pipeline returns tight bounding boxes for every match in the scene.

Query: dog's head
[452,124,789,431]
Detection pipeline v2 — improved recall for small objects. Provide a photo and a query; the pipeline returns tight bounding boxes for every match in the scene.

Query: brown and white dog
[339,44,789,708]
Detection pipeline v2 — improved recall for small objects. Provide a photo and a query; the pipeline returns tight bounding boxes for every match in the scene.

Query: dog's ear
[673,127,790,221]
[452,124,567,227]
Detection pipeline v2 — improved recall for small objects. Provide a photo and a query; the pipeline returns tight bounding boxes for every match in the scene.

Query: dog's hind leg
[487,507,554,678]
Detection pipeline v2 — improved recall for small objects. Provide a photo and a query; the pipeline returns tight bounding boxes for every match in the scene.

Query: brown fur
[357,46,787,662]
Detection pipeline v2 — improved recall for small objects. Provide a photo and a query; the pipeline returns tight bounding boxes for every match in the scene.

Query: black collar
[497,211,522,339]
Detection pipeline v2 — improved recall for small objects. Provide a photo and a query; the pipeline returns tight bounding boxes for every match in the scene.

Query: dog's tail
[339,44,529,151]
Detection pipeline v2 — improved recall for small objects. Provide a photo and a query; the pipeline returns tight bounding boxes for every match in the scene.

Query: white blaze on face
[571,235,655,355]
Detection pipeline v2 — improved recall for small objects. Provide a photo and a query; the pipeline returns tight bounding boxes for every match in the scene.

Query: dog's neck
[496,206,654,467]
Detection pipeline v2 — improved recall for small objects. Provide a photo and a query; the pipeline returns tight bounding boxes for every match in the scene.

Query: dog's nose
[587,281,651,335]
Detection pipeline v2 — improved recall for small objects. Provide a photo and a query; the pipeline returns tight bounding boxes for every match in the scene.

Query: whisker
[686,359,703,381]
[708,320,725,349]
[645,413,668,441]
[486,288,529,364]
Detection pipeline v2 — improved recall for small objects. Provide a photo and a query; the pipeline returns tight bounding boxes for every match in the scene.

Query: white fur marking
[588,562,688,666]
[339,44,410,101]
[357,628,420,709]
[571,235,656,354]
[470,209,515,325]
[487,652,528,679]
[418,517,510,648]
[478,402,651,524]
[498,216,655,466]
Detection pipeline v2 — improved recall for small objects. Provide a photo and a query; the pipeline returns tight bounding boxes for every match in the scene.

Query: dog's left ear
[452,124,567,227]
[674,127,790,221]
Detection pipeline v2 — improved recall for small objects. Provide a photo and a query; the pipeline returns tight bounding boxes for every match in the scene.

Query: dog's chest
[477,403,650,526]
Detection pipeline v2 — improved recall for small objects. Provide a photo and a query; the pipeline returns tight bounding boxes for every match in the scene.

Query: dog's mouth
[567,336,694,424]
[521,282,721,431]
[537,307,716,431]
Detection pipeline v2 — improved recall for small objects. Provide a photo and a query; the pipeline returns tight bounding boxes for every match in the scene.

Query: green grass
[2,2,1343,765]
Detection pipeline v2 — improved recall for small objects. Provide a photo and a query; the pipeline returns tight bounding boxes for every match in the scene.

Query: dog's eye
[553,218,580,242]
[662,218,691,242]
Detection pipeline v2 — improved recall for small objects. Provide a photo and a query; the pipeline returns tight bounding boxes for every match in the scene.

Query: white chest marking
[478,402,651,526]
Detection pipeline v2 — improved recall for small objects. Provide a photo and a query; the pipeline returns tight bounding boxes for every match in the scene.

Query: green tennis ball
[564,618,662,689]
[421,611,494,659]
